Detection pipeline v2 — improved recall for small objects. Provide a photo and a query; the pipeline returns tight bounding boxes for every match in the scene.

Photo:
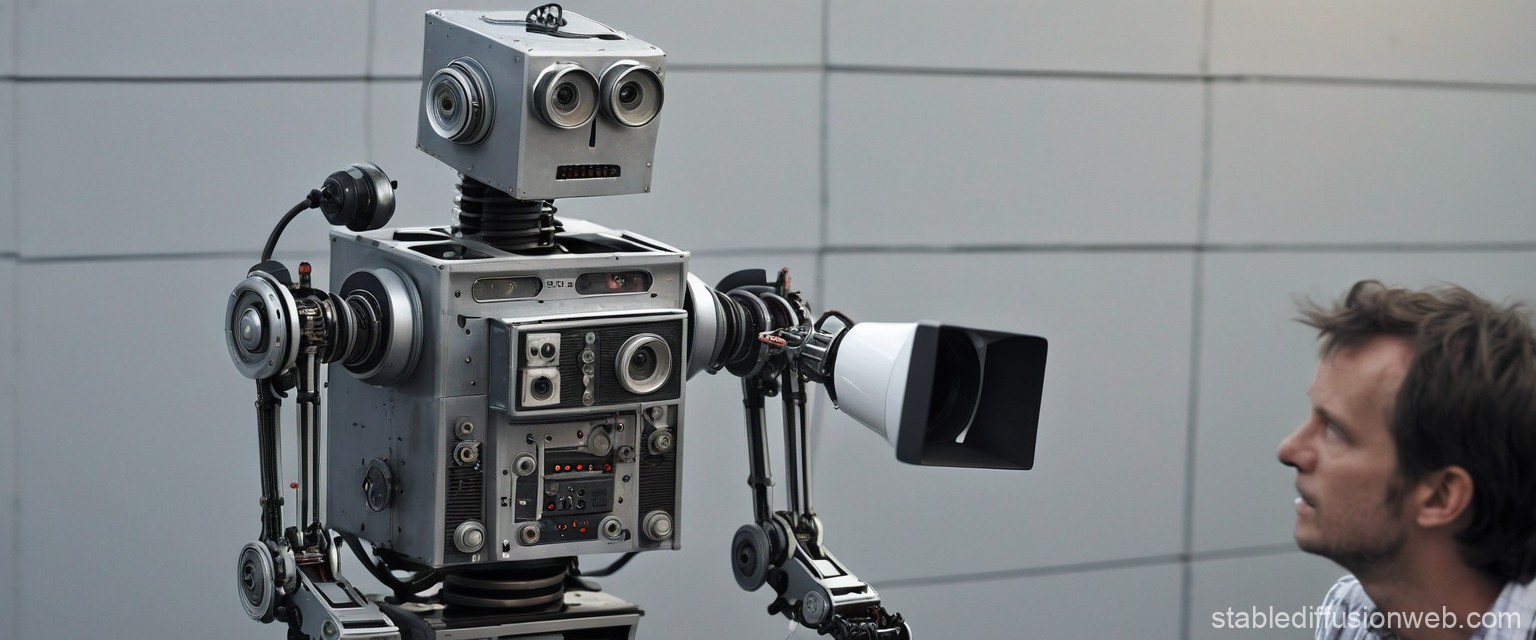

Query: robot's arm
[228,168,406,639]
[703,269,912,639]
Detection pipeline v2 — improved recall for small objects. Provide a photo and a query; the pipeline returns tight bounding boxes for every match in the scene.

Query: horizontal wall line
[1207,242,1536,253]
[1216,73,1536,94]
[663,63,824,73]
[10,71,1536,93]
[14,242,1536,263]
[9,65,824,85]
[689,247,820,258]
[363,65,823,82]
[830,65,1201,83]
[1189,543,1301,563]
[874,543,1302,589]
[12,75,371,84]
[13,247,824,264]
[830,66,1536,92]
[18,250,287,264]
[824,242,1536,255]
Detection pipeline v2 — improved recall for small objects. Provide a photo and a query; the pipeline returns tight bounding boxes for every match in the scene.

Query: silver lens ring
[225,271,299,380]
[684,273,724,379]
[425,58,493,144]
[533,64,599,129]
[616,333,672,395]
[600,61,663,128]
[339,268,423,387]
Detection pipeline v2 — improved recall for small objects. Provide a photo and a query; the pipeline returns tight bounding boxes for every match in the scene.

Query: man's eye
[1324,421,1347,440]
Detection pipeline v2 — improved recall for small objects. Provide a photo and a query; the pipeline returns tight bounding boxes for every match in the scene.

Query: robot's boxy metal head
[416,9,665,200]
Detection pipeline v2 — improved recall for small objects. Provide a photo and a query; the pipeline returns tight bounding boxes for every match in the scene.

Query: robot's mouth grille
[556,164,620,180]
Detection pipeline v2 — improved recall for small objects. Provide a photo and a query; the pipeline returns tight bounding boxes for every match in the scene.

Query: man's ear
[1412,466,1475,529]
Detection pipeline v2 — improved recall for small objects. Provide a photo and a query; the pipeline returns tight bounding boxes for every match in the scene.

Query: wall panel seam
[873,543,1302,590]
[821,243,1536,254]
[6,78,14,254]
[5,256,19,640]
[1180,80,1215,639]
[826,67,1536,93]
[12,73,1536,94]
[19,243,1536,263]
[809,0,831,472]
[1200,0,1213,77]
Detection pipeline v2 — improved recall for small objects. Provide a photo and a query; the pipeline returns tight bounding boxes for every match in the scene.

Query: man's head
[1277,280,1536,582]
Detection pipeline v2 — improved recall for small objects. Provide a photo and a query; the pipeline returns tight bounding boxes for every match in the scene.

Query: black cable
[340,533,442,598]
[580,551,639,577]
[261,190,322,262]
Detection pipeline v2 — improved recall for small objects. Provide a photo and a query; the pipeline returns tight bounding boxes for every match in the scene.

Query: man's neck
[1355,546,1502,640]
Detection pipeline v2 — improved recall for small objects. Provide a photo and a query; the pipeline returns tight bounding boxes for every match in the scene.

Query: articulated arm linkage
[727,271,912,640]
[234,262,401,639]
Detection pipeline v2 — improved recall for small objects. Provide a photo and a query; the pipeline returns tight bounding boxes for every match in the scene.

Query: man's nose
[1277,423,1311,471]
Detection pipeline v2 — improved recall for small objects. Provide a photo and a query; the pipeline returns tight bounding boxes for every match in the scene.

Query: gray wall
[3,1,1536,638]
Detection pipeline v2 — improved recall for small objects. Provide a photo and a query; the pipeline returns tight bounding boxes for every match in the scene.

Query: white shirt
[1316,574,1536,640]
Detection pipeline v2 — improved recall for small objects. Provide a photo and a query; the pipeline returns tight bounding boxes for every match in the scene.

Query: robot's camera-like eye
[616,334,671,395]
[534,64,599,129]
[531,376,554,401]
[629,347,656,379]
[618,82,640,107]
[554,83,578,110]
[600,62,663,128]
[426,58,494,144]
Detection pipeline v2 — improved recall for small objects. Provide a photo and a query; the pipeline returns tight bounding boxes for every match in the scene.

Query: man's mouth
[1294,485,1315,509]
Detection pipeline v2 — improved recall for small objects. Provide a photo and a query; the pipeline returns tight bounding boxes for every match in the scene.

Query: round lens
[618,82,641,107]
[425,59,493,144]
[615,334,671,395]
[555,83,578,111]
[600,63,663,128]
[628,346,658,380]
[540,343,557,359]
[534,65,599,129]
[532,376,553,401]
[430,79,465,132]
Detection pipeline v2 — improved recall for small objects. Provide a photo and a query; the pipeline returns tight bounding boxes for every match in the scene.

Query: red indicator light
[603,464,612,472]
[579,527,587,534]
[289,482,298,490]
[576,464,584,471]
[563,465,571,472]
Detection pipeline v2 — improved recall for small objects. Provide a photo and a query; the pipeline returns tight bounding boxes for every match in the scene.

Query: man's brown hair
[1299,280,1536,583]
